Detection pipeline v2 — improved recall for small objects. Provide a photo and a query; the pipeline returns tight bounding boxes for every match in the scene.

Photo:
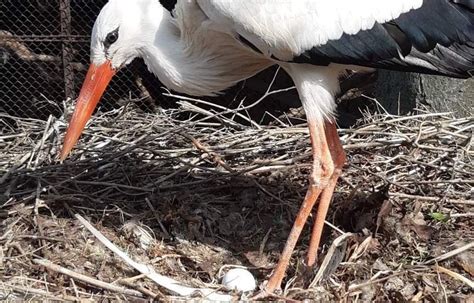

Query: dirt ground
[0,104,473,302]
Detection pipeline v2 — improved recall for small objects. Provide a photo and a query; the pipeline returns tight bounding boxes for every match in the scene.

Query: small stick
[391,193,474,205]
[251,179,288,205]
[119,278,164,301]
[33,181,46,255]
[450,213,474,218]
[259,228,272,256]
[34,115,53,168]
[348,271,407,292]
[144,197,170,238]
[69,278,80,299]
[0,283,80,302]
[33,259,144,298]
[324,220,345,235]
[181,133,235,173]
[14,235,64,242]
[435,265,474,289]
[424,242,474,265]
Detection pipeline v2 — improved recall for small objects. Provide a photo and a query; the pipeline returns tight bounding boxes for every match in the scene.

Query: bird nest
[0,101,473,302]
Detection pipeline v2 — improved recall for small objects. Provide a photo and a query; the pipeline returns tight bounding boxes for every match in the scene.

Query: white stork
[60,0,474,294]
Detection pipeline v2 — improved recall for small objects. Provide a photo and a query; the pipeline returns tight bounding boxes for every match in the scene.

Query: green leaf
[429,212,449,222]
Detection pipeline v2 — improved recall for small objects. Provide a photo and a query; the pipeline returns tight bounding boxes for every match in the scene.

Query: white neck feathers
[139,4,272,96]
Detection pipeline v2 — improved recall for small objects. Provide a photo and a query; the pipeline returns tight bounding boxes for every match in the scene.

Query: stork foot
[264,185,322,293]
[306,121,345,267]
[305,171,341,267]
[264,120,345,292]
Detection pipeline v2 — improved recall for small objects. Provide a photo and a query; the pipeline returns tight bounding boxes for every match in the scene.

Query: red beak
[60,60,116,161]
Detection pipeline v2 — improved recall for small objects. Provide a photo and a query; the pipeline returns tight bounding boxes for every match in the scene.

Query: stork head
[60,0,163,160]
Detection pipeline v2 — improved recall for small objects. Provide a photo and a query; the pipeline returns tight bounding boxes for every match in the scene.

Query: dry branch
[33,258,145,298]
[0,30,86,71]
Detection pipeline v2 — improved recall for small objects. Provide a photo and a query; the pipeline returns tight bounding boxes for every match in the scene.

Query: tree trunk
[375,71,474,117]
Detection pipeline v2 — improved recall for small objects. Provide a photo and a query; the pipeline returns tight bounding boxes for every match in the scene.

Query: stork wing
[198,0,474,77]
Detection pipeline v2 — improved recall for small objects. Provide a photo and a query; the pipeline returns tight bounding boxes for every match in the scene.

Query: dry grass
[0,99,473,302]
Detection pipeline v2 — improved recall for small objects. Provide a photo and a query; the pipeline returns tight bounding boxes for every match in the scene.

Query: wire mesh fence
[0,0,376,128]
[0,0,167,121]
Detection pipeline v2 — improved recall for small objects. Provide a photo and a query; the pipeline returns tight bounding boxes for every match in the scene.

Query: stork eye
[104,29,119,47]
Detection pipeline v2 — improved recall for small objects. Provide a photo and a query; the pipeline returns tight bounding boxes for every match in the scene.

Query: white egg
[222,268,256,292]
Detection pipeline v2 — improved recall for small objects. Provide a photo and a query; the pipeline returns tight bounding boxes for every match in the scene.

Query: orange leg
[306,121,346,267]
[265,119,338,293]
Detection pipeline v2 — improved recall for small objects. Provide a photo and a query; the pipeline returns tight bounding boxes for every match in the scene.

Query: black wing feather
[291,0,474,78]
